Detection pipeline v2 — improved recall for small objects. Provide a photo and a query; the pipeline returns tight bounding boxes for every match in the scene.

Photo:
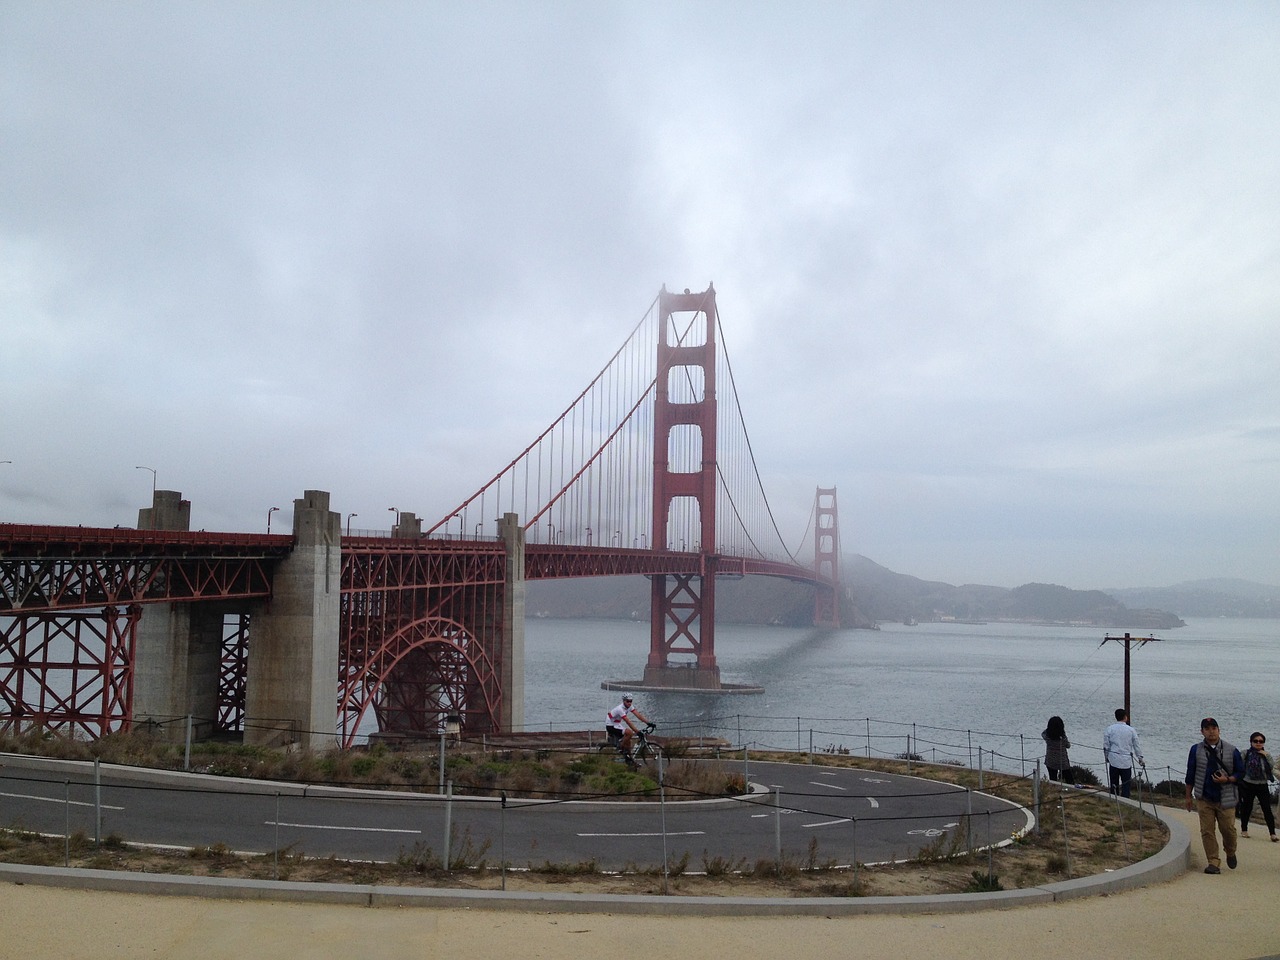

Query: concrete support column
[498,512,525,732]
[137,490,191,532]
[245,490,341,751]
[133,603,225,738]
[393,512,423,538]
[134,489,222,738]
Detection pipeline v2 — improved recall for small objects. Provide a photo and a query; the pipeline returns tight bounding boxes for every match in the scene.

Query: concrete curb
[0,800,1191,915]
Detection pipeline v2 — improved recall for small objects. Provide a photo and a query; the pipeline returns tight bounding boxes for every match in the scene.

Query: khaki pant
[1198,799,1238,868]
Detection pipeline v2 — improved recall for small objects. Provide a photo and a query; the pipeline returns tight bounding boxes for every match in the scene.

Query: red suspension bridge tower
[645,286,723,690]
[813,487,841,628]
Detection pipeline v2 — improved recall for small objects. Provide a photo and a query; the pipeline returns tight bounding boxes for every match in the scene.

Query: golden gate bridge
[0,286,842,749]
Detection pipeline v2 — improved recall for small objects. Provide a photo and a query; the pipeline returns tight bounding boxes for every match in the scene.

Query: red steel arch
[338,614,501,749]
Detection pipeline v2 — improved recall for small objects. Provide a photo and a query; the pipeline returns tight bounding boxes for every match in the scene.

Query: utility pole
[1102,632,1164,722]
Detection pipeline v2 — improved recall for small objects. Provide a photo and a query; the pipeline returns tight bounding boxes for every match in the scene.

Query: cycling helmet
[621,693,633,703]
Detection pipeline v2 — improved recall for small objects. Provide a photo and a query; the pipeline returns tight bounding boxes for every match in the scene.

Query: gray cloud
[3,2,1278,589]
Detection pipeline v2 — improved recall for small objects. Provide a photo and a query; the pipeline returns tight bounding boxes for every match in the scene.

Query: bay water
[523,617,1279,784]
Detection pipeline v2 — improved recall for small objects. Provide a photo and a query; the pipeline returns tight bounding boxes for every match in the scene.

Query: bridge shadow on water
[641,627,845,733]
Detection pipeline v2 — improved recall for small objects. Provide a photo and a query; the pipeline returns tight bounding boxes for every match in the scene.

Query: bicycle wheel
[634,740,660,766]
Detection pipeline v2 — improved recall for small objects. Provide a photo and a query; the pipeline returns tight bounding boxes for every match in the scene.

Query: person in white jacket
[1102,707,1144,798]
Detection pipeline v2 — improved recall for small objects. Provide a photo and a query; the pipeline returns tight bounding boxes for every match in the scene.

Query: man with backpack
[1185,717,1245,874]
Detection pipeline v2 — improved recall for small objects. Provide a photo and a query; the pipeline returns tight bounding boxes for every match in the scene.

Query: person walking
[1103,708,1144,798]
[1237,731,1277,842]
[1041,716,1071,783]
[1185,717,1245,874]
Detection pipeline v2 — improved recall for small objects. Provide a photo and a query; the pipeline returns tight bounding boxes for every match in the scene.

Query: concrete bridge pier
[133,491,224,740]
[244,490,340,751]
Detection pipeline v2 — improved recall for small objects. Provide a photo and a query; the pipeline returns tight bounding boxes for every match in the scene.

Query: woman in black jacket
[1042,715,1071,782]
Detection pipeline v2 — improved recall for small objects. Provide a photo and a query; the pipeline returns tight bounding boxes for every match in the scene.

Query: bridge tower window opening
[666,364,705,404]
[666,423,703,474]
[664,496,702,552]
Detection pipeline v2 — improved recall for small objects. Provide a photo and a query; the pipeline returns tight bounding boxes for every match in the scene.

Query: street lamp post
[266,506,280,534]
[346,513,357,536]
[135,465,156,497]
[388,506,399,532]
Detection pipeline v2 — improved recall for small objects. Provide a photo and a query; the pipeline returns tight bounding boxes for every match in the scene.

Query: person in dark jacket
[1185,717,1245,874]
[1237,731,1277,841]
[1041,716,1071,782]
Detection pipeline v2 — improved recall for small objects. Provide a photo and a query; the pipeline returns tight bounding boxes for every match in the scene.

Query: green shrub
[963,870,1003,892]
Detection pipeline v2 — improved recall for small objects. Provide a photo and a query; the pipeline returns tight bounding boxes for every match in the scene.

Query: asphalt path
[0,756,1032,871]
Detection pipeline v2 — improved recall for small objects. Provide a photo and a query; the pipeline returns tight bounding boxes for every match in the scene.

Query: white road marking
[267,821,420,834]
[803,817,853,828]
[0,790,123,810]
[577,831,706,837]
[866,797,880,808]
[808,781,847,791]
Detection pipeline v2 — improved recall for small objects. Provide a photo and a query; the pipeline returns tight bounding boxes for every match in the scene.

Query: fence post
[978,746,984,790]
[93,757,101,848]
[774,786,783,873]
[1060,793,1073,878]
[443,780,453,870]
[500,792,508,891]
[866,718,871,758]
[659,751,670,895]
[439,730,446,793]
[1112,790,1130,859]
[987,810,994,880]
[852,816,859,887]
[966,788,973,853]
[274,792,280,880]
[1033,759,1041,835]
[64,779,71,867]
[184,714,193,771]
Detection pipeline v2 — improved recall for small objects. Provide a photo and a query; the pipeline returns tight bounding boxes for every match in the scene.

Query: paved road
[0,755,1030,870]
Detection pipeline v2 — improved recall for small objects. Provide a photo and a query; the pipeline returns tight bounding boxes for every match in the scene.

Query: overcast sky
[3,3,1278,591]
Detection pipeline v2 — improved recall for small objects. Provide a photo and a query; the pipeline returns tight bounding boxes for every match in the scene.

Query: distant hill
[1104,579,1280,619]
[841,555,1184,629]
[525,555,1188,629]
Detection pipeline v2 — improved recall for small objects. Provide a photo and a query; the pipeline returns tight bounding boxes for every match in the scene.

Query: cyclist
[606,694,654,766]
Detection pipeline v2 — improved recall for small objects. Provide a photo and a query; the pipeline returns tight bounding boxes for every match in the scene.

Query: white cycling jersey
[607,702,634,731]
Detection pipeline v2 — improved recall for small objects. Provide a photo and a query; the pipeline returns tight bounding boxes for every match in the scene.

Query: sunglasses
[1252,738,1265,744]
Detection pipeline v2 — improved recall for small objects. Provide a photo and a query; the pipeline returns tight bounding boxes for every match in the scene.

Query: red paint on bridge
[0,287,841,745]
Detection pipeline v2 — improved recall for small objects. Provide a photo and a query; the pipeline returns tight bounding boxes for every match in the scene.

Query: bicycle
[631,727,661,767]
[598,725,660,768]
